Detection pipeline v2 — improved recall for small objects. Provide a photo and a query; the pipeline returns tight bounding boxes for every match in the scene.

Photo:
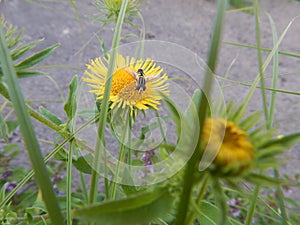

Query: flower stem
[88,0,129,203]
[185,173,209,224]
[174,0,227,224]
[213,179,227,225]
[66,140,74,225]
[155,110,166,143]
[245,183,260,225]
[110,109,131,199]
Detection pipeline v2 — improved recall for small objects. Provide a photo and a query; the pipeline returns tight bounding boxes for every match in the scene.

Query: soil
[1,0,300,210]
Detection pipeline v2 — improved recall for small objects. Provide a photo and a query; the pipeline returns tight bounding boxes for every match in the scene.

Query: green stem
[155,110,167,143]
[254,0,269,124]
[185,173,209,224]
[223,41,300,59]
[265,12,289,225]
[110,109,131,199]
[137,11,145,59]
[66,141,74,225]
[245,184,260,225]
[89,0,129,203]
[126,113,132,165]
[266,13,278,129]
[0,23,64,224]
[273,169,289,224]
[175,1,227,224]
[213,179,227,225]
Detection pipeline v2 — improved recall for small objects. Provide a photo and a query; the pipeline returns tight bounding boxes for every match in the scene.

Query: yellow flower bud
[202,118,254,176]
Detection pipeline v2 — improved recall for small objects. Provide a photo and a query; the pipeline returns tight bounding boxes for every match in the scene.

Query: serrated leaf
[39,106,63,126]
[64,75,78,120]
[73,187,173,225]
[14,43,60,71]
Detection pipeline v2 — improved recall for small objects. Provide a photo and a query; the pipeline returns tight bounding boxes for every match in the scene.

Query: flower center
[111,68,135,96]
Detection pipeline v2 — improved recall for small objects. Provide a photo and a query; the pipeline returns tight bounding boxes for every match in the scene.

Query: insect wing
[137,76,146,92]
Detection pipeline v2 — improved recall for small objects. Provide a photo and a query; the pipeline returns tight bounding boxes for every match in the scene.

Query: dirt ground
[1,0,300,208]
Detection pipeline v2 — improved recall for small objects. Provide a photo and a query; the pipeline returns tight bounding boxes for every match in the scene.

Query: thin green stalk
[66,141,74,225]
[80,172,89,203]
[267,13,289,225]
[89,0,129,203]
[245,184,260,225]
[155,110,167,143]
[254,0,269,124]
[213,179,227,225]
[223,41,300,59]
[66,115,77,224]
[273,169,289,224]
[234,16,295,121]
[175,1,227,224]
[126,113,132,166]
[186,173,209,225]
[0,23,64,224]
[110,110,131,199]
[218,76,300,96]
[137,11,145,59]
[266,13,278,129]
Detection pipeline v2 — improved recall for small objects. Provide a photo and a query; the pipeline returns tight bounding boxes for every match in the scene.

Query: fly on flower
[83,54,169,114]
[124,68,159,93]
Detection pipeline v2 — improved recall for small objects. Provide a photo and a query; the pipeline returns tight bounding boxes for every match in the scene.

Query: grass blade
[89,0,130,203]
[0,22,64,224]
[254,0,268,124]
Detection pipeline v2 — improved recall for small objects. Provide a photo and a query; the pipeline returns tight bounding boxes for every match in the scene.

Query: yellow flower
[83,54,169,113]
[202,118,254,176]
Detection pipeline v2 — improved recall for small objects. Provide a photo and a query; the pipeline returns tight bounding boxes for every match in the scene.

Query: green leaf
[10,39,43,60]
[73,156,93,174]
[0,80,10,99]
[16,71,46,78]
[0,111,8,142]
[246,173,284,186]
[229,0,252,9]
[53,146,68,161]
[64,75,78,120]
[73,187,173,225]
[39,106,63,126]
[14,43,60,71]
[239,111,261,132]
[258,132,300,150]
[196,201,221,225]
[6,120,19,135]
